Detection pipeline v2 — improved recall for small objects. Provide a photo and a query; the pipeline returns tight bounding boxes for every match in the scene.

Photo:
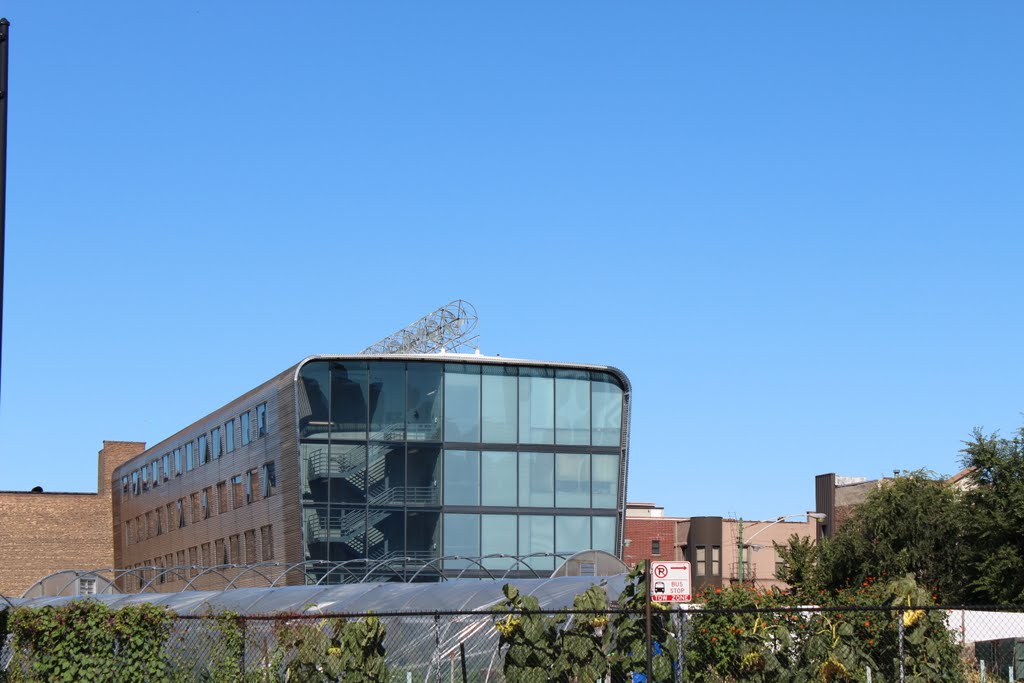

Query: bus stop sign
[650,561,691,603]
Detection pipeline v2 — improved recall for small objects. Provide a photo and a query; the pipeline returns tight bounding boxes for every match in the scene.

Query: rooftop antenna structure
[360,299,479,355]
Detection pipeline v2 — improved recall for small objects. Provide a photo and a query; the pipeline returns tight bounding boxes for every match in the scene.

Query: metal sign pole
[645,559,653,682]
[0,18,9,412]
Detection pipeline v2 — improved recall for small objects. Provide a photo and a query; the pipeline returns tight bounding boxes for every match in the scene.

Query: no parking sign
[650,561,691,603]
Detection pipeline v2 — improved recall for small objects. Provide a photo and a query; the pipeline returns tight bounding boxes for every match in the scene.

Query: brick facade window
[229,534,241,564]
[245,529,256,564]
[651,539,661,556]
[262,462,277,497]
[260,525,274,560]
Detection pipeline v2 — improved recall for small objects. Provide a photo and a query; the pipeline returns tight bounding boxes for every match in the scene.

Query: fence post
[239,617,247,681]
[897,608,905,683]
[434,613,442,683]
[645,559,653,683]
[674,606,686,683]
[979,659,985,682]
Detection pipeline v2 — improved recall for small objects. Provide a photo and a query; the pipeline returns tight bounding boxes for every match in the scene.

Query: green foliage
[207,611,246,683]
[493,583,609,683]
[264,616,388,683]
[813,471,965,603]
[494,564,678,683]
[7,600,173,682]
[608,563,677,683]
[684,575,968,682]
[774,533,822,597]
[959,427,1024,603]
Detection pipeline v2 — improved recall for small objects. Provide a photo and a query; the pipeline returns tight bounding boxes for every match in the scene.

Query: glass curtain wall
[297,359,624,582]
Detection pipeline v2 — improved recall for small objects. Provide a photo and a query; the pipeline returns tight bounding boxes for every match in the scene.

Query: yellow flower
[495,615,521,637]
[903,609,926,627]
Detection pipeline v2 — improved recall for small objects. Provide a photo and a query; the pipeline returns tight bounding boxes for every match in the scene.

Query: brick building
[0,441,144,597]
[623,502,821,593]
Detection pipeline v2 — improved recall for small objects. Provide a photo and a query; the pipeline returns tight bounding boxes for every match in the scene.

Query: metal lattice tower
[360,299,479,355]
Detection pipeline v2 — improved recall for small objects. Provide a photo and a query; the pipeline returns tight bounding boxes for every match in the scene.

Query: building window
[555,452,590,508]
[215,538,226,566]
[211,426,222,459]
[185,442,195,471]
[201,542,211,568]
[151,460,160,487]
[217,481,228,514]
[245,469,258,504]
[229,534,241,564]
[257,403,267,437]
[121,476,129,496]
[188,547,198,577]
[481,451,516,506]
[191,492,201,523]
[260,525,274,560]
[135,516,143,543]
[482,366,517,442]
[240,411,251,447]
[444,364,481,442]
[145,512,154,539]
[177,499,186,528]
[77,578,97,595]
[651,539,661,556]
[231,475,244,509]
[131,470,139,495]
[519,368,555,444]
[173,448,182,476]
[245,529,257,564]
[141,466,149,491]
[198,434,208,466]
[176,550,186,567]
[712,545,721,576]
[225,420,235,453]
[201,488,211,519]
[776,555,788,579]
[162,454,170,480]
[262,462,277,498]
[695,546,706,578]
[443,450,480,505]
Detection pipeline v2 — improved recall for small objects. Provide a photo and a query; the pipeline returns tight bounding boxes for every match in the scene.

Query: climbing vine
[6,600,173,682]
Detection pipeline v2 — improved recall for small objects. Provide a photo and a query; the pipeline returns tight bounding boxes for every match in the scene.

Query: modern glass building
[113,354,630,587]
[298,357,628,580]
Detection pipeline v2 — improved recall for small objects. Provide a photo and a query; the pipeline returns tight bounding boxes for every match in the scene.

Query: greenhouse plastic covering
[5,574,629,616]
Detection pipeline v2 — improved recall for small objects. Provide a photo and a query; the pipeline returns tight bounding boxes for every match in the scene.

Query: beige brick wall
[0,441,144,597]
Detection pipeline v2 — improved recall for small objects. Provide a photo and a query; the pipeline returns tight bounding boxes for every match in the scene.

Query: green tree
[814,472,965,602]
[959,427,1024,603]
[773,533,822,598]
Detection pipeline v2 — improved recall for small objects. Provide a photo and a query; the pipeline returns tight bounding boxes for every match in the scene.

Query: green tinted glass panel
[518,452,553,507]
[481,451,517,506]
[556,371,590,445]
[591,375,622,447]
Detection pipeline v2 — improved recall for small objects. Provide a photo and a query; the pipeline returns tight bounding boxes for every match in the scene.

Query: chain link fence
[2,603,1024,681]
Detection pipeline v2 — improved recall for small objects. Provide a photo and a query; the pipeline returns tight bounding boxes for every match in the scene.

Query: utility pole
[737,518,745,584]
[0,17,9,411]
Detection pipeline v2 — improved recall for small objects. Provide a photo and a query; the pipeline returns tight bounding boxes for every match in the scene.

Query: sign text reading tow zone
[650,561,691,603]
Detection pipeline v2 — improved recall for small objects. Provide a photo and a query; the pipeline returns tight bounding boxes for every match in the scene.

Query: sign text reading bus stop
[650,561,691,603]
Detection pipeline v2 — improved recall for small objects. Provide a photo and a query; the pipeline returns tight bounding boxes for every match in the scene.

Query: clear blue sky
[1,2,1022,520]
